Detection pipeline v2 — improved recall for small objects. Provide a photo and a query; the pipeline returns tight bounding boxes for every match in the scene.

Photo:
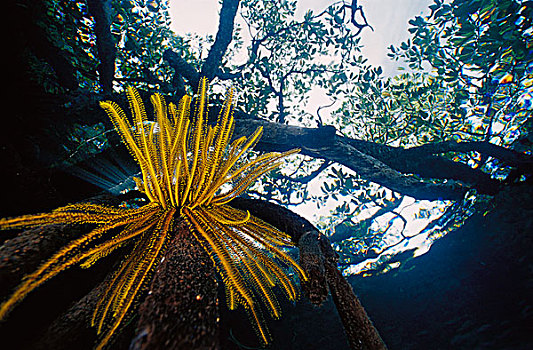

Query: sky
[167,0,449,275]
[169,0,432,76]
[167,0,434,219]
[168,0,433,132]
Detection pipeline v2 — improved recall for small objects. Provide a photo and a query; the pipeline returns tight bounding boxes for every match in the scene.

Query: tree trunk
[132,220,220,350]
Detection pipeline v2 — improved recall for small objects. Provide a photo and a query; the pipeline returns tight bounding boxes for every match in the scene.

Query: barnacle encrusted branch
[0,78,306,349]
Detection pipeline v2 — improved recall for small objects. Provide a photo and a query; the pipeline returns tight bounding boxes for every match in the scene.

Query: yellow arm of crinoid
[208,148,300,207]
[99,100,156,203]
[92,208,175,350]
[193,127,264,207]
[151,92,175,207]
[0,204,160,320]
[182,78,209,207]
[190,88,235,206]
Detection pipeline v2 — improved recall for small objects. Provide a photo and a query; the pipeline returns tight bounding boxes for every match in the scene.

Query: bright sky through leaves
[167,0,469,276]
[169,0,431,76]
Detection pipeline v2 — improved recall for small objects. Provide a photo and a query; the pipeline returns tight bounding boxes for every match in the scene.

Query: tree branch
[320,235,386,350]
[2,192,386,350]
[200,0,240,80]
[329,196,403,244]
[230,119,467,200]
[407,140,533,169]
[229,197,387,350]
[343,0,374,35]
[87,0,116,93]
[281,159,332,184]
[221,109,532,200]
[342,139,502,193]
[163,49,200,90]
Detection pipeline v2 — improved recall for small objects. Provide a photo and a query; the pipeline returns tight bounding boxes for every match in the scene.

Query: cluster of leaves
[315,184,407,260]
[243,153,314,206]
[336,0,532,148]
[315,166,362,204]
[307,0,532,275]
[387,0,532,149]
[333,72,470,146]
[228,0,368,124]
[110,0,196,92]
[25,0,99,92]
[331,0,532,175]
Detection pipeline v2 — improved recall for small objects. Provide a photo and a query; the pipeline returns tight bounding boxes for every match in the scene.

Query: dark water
[211,184,533,350]
[257,184,533,350]
[350,185,533,350]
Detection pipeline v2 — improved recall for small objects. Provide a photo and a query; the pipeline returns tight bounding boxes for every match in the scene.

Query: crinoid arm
[92,208,175,349]
[0,202,161,321]
[183,204,307,344]
[1,77,307,349]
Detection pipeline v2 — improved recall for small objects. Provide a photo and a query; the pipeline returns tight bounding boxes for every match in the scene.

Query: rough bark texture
[230,197,387,349]
[0,223,89,297]
[132,221,220,350]
[0,196,379,349]
[298,231,329,306]
[0,193,119,298]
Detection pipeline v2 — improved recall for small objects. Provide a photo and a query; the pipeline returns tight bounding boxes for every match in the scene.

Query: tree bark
[320,235,387,350]
[132,221,220,350]
[230,198,387,349]
[1,195,387,350]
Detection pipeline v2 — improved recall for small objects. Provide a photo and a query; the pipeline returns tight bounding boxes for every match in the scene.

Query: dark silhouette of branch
[163,49,200,90]
[319,235,387,350]
[316,97,337,127]
[343,0,374,35]
[344,137,500,195]
[407,140,533,170]
[200,0,240,80]
[329,196,403,244]
[281,159,332,184]
[230,197,387,350]
[87,0,116,93]
[230,119,468,200]
[163,0,240,90]
[226,115,532,200]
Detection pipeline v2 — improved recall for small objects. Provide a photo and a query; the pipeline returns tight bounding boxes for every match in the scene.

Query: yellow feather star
[0,78,307,349]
